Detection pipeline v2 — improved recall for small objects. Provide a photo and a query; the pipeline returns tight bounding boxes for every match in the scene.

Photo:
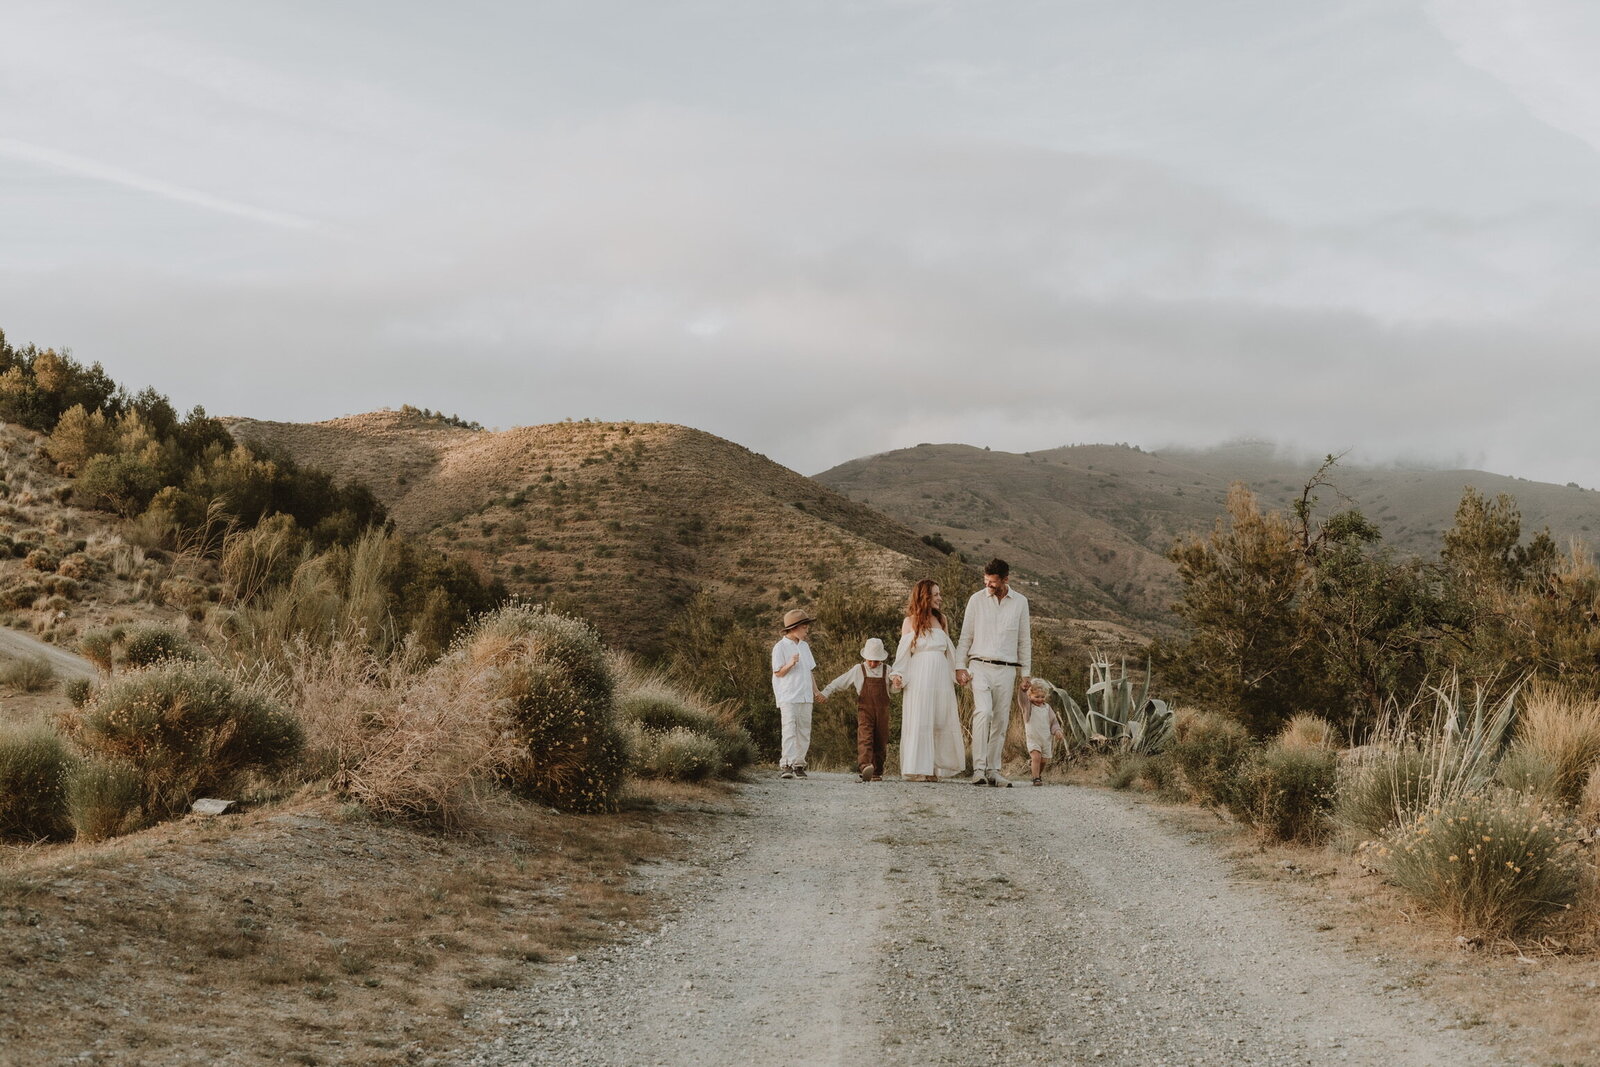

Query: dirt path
[0,624,95,680]
[463,775,1506,1067]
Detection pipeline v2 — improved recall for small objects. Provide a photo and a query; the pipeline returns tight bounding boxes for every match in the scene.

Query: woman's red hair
[905,579,946,643]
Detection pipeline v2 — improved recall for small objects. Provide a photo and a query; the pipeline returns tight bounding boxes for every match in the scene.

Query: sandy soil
[463,775,1508,1066]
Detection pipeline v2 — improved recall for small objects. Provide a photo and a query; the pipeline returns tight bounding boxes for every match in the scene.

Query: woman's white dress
[891,622,966,778]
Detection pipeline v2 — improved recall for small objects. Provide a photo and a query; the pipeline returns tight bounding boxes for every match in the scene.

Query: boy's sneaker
[860,764,874,782]
[793,765,808,779]
[780,766,795,780]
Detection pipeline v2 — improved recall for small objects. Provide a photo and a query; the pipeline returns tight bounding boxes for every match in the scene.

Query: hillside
[815,440,1600,632]
[225,412,952,653]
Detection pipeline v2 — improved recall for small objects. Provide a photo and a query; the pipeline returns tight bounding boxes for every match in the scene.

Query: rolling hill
[814,440,1600,633]
[225,411,953,654]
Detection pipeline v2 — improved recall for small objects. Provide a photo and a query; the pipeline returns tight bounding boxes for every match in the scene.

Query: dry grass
[0,786,736,1065]
[1506,686,1600,805]
[285,636,521,828]
[1277,712,1338,750]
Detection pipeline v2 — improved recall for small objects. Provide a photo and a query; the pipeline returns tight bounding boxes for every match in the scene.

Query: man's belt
[969,656,1021,667]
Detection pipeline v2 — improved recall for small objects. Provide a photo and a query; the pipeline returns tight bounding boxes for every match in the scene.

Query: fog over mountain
[5,2,1600,487]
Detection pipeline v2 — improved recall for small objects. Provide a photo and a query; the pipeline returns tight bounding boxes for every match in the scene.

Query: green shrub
[76,628,117,672]
[1377,789,1586,938]
[462,605,628,813]
[1171,710,1253,808]
[1,653,56,692]
[1237,743,1338,844]
[0,579,41,610]
[1332,748,1434,842]
[121,624,200,668]
[72,663,303,818]
[0,723,78,841]
[619,689,756,779]
[67,758,150,842]
[63,675,94,708]
[629,725,721,782]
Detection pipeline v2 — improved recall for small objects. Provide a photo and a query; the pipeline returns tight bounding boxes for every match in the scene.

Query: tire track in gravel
[464,775,1507,1067]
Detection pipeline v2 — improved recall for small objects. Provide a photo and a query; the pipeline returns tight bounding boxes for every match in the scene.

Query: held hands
[889,675,904,693]
[955,669,970,687]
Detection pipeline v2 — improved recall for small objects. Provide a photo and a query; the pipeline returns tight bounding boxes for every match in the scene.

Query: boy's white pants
[969,661,1017,773]
[778,701,813,768]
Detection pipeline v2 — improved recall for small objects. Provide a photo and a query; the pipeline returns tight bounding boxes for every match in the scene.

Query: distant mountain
[225,411,950,654]
[814,440,1600,634]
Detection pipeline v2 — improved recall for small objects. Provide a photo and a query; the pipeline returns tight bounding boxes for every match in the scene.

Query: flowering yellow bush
[1378,788,1587,939]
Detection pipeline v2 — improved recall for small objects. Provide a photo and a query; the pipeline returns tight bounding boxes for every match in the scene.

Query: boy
[771,608,823,779]
[819,637,893,782]
[1022,678,1067,786]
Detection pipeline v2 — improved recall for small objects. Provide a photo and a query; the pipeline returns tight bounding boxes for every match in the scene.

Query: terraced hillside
[226,412,952,653]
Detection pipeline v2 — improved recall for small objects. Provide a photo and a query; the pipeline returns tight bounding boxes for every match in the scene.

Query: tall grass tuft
[0,723,78,841]
[1503,686,1600,806]
[69,663,303,820]
[461,605,629,813]
[1377,788,1586,939]
[1277,712,1338,750]
[1582,765,1600,826]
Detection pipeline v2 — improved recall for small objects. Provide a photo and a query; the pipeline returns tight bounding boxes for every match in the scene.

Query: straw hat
[859,637,889,660]
[780,608,815,632]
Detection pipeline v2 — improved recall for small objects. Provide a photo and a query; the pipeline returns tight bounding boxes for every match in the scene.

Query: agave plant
[1064,656,1175,754]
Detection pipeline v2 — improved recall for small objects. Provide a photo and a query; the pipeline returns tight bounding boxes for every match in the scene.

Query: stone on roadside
[190,798,237,816]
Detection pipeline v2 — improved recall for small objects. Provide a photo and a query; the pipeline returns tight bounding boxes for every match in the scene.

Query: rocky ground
[462,774,1506,1066]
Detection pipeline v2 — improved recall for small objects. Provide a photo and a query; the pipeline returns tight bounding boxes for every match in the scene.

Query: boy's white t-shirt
[770,635,817,704]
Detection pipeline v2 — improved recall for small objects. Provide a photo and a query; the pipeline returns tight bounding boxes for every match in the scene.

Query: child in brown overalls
[819,637,893,782]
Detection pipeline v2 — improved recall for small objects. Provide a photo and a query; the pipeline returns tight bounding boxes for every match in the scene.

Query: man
[955,558,1031,787]
[771,608,824,779]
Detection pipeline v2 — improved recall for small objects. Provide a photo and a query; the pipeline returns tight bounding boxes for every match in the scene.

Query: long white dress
[890,622,966,778]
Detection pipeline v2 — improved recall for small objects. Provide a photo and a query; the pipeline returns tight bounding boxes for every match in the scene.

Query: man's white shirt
[955,588,1031,675]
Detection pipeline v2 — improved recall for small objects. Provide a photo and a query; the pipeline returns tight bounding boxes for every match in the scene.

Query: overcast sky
[5,1,1600,485]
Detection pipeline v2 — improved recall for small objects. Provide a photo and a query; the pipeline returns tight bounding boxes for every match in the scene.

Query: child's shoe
[1031,776,1043,787]
[780,766,795,779]
[860,764,874,782]
[793,765,808,779]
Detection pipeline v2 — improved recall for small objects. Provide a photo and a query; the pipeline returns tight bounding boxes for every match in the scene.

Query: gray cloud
[5,2,1600,491]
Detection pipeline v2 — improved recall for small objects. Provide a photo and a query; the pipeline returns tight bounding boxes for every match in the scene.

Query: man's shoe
[992,773,1013,788]
[970,772,988,786]
[860,764,875,782]
[780,766,795,779]
[794,765,808,779]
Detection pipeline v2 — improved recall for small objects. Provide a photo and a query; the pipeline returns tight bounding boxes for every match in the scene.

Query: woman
[889,579,966,781]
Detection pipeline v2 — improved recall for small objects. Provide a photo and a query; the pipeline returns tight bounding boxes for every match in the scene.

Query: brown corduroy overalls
[857,665,890,777]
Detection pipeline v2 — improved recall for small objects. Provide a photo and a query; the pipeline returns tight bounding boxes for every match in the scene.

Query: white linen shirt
[955,588,1031,675]
[819,661,889,699]
[770,636,817,704]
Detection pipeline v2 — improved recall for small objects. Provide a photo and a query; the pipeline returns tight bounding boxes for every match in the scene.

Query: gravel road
[464,775,1505,1067]
[0,624,95,680]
